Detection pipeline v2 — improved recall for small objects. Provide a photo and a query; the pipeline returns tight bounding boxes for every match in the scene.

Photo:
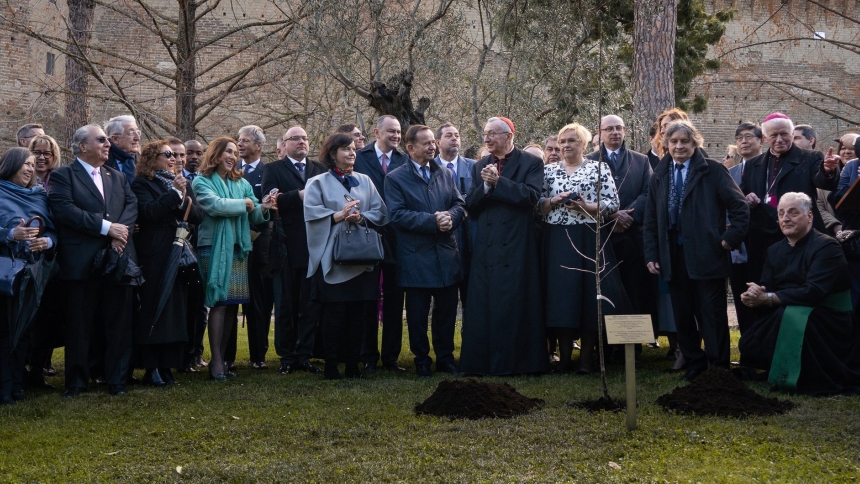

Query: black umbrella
[150,198,195,336]
[10,216,56,350]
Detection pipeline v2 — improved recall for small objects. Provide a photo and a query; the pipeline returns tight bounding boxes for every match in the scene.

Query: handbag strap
[25,215,43,237]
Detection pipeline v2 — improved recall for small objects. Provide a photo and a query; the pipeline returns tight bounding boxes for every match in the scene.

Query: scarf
[330,168,360,191]
[192,173,255,307]
[153,169,175,192]
[0,180,55,256]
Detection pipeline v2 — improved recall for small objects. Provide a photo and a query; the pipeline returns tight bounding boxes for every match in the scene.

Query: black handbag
[0,216,43,296]
[837,230,860,260]
[332,220,384,265]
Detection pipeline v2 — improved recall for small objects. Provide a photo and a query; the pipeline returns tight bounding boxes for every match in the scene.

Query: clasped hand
[435,211,453,232]
[741,282,768,307]
[481,165,499,186]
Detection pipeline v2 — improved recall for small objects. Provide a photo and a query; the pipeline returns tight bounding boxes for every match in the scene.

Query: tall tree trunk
[175,0,197,140]
[367,70,429,132]
[633,0,677,133]
[65,0,95,149]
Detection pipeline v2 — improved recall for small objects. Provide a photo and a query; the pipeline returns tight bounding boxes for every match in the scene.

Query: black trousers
[323,301,371,367]
[729,262,756,335]
[245,249,274,363]
[62,279,132,389]
[182,280,207,367]
[361,264,404,366]
[667,243,731,371]
[405,285,458,367]
[273,266,320,366]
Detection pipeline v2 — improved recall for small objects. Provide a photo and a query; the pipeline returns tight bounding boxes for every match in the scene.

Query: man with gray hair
[459,116,548,376]
[48,124,138,398]
[17,123,45,147]
[740,112,839,284]
[739,192,860,395]
[104,115,141,183]
[237,125,274,370]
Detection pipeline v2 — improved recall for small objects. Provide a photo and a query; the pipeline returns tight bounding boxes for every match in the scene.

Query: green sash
[768,290,853,391]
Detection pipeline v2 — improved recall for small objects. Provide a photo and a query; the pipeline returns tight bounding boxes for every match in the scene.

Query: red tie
[381,153,388,174]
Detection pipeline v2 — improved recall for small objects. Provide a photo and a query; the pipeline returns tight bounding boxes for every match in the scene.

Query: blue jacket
[435,154,475,274]
[384,160,465,288]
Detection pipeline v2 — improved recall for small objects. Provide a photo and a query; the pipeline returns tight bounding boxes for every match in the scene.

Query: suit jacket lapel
[100,166,112,207]
[500,149,520,180]
[285,159,304,184]
[774,149,800,189]
[682,157,706,203]
[72,162,105,202]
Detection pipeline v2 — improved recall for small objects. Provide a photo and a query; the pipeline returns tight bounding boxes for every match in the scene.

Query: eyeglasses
[600,126,625,133]
[285,136,309,142]
[124,130,141,137]
[545,147,561,152]
[351,132,366,139]
[94,136,108,143]
[482,131,509,138]
[735,134,759,142]
[159,151,177,159]
[32,151,54,158]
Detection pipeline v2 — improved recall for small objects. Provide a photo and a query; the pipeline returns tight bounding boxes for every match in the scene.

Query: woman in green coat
[192,136,276,382]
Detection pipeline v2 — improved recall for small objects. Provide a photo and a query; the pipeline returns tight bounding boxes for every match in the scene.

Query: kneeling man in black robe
[739,192,860,395]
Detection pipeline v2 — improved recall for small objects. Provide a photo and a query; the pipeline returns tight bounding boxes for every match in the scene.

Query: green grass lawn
[2,324,859,483]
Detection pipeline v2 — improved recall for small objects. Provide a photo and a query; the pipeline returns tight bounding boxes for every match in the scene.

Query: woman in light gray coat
[305,133,388,380]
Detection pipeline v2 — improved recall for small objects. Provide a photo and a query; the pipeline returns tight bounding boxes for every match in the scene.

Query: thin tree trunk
[633,0,677,128]
[65,0,95,149]
[175,0,196,140]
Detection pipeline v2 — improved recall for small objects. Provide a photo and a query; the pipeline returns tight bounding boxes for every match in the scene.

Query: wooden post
[625,343,637,431]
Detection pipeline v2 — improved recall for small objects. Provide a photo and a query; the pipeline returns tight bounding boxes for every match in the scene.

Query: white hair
[238,125,265,147]
[762,117,794,137]
[71,124,102,157]
[104,115,137,137]
[779,192,812,213]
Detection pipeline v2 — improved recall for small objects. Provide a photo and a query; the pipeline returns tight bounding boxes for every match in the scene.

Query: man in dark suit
[740,113,840,285]
[586,115,653,357]
[353,115,408,373]
[48,124,138,397]
[386,125,466,377]
[434,123,474,308]
[727,122,763,335]
[238,125,274,370]
[180,139,209,371]
[643,120,749,382]
[262,126,326,375]
[103,115,140,184]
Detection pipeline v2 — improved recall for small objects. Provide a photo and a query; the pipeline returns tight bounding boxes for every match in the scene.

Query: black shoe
[345,364,363,379]
[416,365,432,378]
[142,369,167,387]
[276,364,293,375]
[294,362,322,374]
[62,388,82,399]
[11,391,26,402]
[324,366,343,380]
[109,385,127,396]
[252,362,268,370]
[666,349,678,361]
[42,366,58,376]
[363,363,376,374]
[195,356,208,368]
[682,367,703,382]
[209,372,228,383]
[0,396,16,405]
[227,362,237,372]
[646,341,661,349]
[159,368,176,385]
[382,362,407,372]
[436,362,459,374]
[25,375,54,390]
[127,376,140,385]
[177,366,197,374]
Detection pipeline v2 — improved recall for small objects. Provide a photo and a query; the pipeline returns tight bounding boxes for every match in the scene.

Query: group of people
[2,108,860,405]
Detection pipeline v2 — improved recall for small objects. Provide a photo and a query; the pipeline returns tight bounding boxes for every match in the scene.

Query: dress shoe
[159,368,176,385]
[109,385,127,396]
[294,362,322,374]
[11,391,26,402]
[276,364,292,375]
[142,369,167,387]
[436,362,459,374]
[345,364,364,379]
[572,341,581,350]
[209,372,228,383]
[363,363,376,374]
[682,367,703,382]
[227,361,237,372]
[252,362,268,370]
[42,366,58,376]
[416,365,432,378]
[62,388,83,399]
[194,356,208,368]
[177,366,197,374]
[127,376,140,385]
[646,341,661,349]
[0,396,16,405]
[324,366,343,380]
[25,375,54,390]
[575,367,592,376]
[549,352,560,363]
[382,362,407,372]
[553,362,573,373]
[666,349,679,361]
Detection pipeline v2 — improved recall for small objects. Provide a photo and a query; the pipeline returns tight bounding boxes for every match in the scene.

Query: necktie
[420,166,430,183]
[186,172,196,182]
[296,162,305,173]
[447,162,456,177]
[381,153,388,174]
[670,163,684,238]
[609,152,618,170]
[244,164,254,173]
[91,168,104,199]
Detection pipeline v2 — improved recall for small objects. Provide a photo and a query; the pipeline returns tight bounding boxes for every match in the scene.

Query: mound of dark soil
[415,379,543,420]
[657,367,794,418]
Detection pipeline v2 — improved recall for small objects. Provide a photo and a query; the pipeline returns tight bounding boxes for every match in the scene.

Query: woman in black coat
[132,140,204,386]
